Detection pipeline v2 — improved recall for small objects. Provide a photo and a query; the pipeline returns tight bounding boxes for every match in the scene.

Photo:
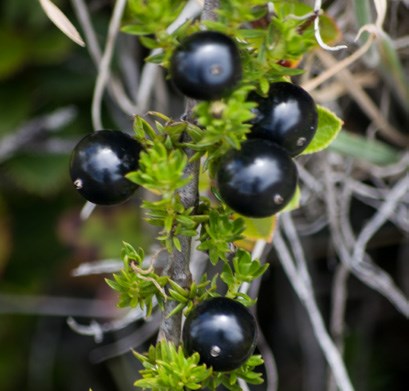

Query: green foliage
[208,355,265,390]
[197,209,245,264]
[272,1,340,46]
[200,0,339,90]
[134,341,212,390]
[105,243,169,316]
[122,1,196,67]
[221,249,269,305]
[123,0,340,92]
[128,142,191,197]
[133,341,264,391]
[124,0,188,36]
[129,114,207,251]
[110,2,346,390]
[240,215,276,243]
[167,274,218,318]
[187,86,256,164]
[211,0,268,28]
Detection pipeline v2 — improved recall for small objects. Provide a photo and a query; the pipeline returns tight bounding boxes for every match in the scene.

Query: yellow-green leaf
[281,185,301,213]
[241,215,277,242]
[302,105,343,155]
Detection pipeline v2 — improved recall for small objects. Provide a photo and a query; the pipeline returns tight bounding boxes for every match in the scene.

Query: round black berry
[182,297,257,372]
[69,130,142,205]
[216,139,298,218]
[170,31,242,100]
[249,82,318,156]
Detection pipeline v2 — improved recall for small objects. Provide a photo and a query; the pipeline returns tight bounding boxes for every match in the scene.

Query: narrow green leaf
[173,236,182,252]
[329,130,401,165]
[121,24,152,36]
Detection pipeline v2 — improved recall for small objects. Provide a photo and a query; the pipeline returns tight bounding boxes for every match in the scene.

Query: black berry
[170,31,242,100]
[216,139,298,218]
[69,130,142,205]
[182,297,257,372]
[249,82,318,156]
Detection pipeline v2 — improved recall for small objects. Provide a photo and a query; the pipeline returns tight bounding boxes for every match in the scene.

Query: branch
[273,219,354,391]
[0,293,122,318]
[0,106,77,163]
[71,0,138,115]
[327,263,349,391]
[72,0,203,119]
[352,174,409,263]
[324,158,409,317]
[91,0,127,130]
[67,308,146,343]
[156,0,220,347]
[88,311,162,362]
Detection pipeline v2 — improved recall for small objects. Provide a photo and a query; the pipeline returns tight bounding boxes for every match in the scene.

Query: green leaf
[145,52,165,64]
[134,342,212,390]
[139,35,160,49]
[106,243,168,310]
[197,209,245,264]
[281,185,301,213]
[173,236,182,252]
[121,24,152,36]
[192,86,256,163]
[302,105,343,155]
[329,130,402,166]
[241,215,276,242]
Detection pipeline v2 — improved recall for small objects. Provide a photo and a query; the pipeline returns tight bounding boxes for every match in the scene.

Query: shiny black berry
[69,130,142,205]
[170,31,242,100]
[216,139,298,218]
[249,82,318,156]
[182,297,257,372]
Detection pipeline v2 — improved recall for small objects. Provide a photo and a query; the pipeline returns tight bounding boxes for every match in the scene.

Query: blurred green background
[0,2,151,390]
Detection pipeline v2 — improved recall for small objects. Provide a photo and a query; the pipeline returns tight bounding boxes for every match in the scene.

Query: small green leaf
[139,35,160,49]
[302,105,343,155]
[259,77,270,95]
[121,24,152,36]
[173,236,182,252]
[241,215,276,242]
[145,52,165,64]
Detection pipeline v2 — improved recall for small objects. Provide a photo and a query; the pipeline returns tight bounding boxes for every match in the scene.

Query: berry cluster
[217,81,318,218]
[170,31,318,219]
[68,30,318,373]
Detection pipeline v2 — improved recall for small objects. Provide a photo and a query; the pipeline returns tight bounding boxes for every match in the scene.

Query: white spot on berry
[210,64,222,75]
[274,194,284,204]
[297,137,307,147]
[210,345,221,357]
[74,179,83,189]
